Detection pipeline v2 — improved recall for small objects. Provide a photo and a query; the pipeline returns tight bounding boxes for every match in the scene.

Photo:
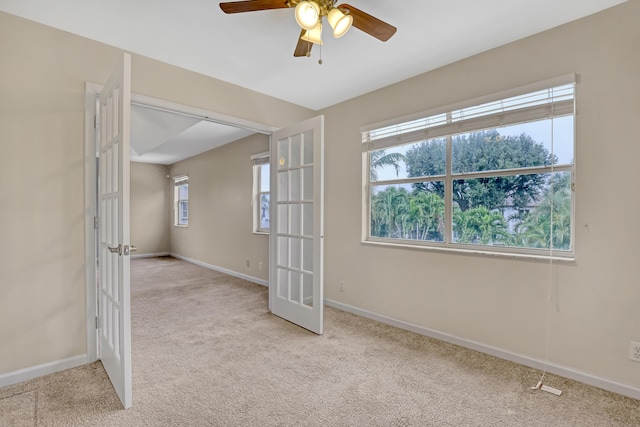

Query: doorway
[84,77,276,408]
[84,58,325,408]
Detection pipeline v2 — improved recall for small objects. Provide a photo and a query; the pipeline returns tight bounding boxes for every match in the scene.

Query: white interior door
[269,116,324,334]
[98,53,132,409]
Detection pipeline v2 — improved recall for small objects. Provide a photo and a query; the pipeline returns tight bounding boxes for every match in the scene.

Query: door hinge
[95,316,99,330]
[93,115,97,129]
[94,216,98,229]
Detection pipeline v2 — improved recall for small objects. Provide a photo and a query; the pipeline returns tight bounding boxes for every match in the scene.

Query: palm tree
[453,206,510,245]
[514,174,572,250]
[408,191,445,241]
[371,187,397,238]
[517,188,571,250]
[370,186,410,238]
[370,150,407,181]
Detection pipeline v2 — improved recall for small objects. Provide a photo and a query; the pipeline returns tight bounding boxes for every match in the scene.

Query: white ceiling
[0,0,626,110]
[130,104,254,164]
[0,0,625,164]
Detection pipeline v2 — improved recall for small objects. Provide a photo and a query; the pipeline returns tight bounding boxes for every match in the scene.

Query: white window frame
[361,75,576,260]
[173,175,188,227]
[251,152,270,234]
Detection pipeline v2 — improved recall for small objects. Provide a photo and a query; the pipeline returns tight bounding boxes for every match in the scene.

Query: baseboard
[324,299,640,400]
[0,354,87,389]
[170,253,269,287]
[131,252,170,259]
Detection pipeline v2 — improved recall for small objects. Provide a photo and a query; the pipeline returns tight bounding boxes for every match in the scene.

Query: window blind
[251,151,269,166]
[363,83,575,151]
[173,175,188,186]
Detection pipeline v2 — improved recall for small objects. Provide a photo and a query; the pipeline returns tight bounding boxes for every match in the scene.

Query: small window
[252,153,270,233]
[174,176,188,226]
[363,79,575,258]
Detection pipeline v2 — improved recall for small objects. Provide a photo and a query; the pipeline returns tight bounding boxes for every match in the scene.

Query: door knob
[122,245,137,256]
[108,245,122,255]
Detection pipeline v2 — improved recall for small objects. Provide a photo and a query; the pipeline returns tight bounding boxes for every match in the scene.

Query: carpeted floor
[1,256,639,426]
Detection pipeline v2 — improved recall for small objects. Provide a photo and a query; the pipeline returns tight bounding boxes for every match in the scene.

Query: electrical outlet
[259,262,262,270]
[246,259,250,268]
[339,281,345,292]
[630,342,640,362]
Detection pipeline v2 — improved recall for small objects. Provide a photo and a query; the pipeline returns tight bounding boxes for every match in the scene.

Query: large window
[252,152,270,233]
[363,79,575,258]
[173,175,188,226]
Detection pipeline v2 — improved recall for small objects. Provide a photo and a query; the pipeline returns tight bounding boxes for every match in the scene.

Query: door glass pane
[290,169,301,201]
[302,203,313,237]
[112,248,119,301]
[101,199,107,242]
[112,199,119,248]
[277,268,289,299]
[113,311,120,355]
[278,138,289,170]
[303,166,313,200]
[290,237,301,269]
[290,203,301,236]
[302,273,313,308]
[303,130,314,164]
[277,236,288,266]
[290,272,301,304]
[302,238,313,272]
[111,143,120,193]
[106,300,112,344]
[104,146,110,193]
[277,204,288,234]
[291,134,301,168]
[277,171,288,201]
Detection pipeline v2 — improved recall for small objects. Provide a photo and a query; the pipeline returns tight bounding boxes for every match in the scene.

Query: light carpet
[1,256,638,426]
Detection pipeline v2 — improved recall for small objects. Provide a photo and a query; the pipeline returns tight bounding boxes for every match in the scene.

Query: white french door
[97,53,132,409]
[269,116,324,334]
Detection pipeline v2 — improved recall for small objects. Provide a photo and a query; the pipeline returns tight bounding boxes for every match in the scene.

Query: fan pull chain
[318,44,323,65]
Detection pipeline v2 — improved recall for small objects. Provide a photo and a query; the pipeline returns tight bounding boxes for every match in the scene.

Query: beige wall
[169,133,270,283]
[0,11,312,375]
[2,0,640,395]
[319,1,640,390]
[130,162,170,256]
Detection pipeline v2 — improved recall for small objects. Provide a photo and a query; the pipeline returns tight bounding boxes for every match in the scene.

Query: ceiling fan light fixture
[327,8,353,38]
[301,22,323,45]
[295,1,320,31]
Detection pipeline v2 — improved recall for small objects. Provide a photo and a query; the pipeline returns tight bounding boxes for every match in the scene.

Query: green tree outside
[369,130,572,251]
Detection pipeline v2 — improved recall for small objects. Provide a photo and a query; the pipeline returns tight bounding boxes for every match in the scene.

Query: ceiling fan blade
[293,29,313,57]
[339,4,397,42]
[219,0,290,14]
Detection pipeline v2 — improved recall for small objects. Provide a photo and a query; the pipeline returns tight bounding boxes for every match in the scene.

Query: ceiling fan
[219,0,397,58]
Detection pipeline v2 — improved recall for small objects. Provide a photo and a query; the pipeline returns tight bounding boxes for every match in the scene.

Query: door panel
[98,53,132,409]
[269,116,324,334]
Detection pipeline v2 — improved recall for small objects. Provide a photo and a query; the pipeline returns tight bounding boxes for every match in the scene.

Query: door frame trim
[84,82,101,363]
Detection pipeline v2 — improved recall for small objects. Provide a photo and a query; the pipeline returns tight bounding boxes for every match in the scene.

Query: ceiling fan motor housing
[288,0,339,17]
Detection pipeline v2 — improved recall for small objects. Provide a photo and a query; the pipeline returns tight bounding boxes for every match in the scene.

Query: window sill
[361,239,575,263]
[174,225,188,228]
[253,231,269,236]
